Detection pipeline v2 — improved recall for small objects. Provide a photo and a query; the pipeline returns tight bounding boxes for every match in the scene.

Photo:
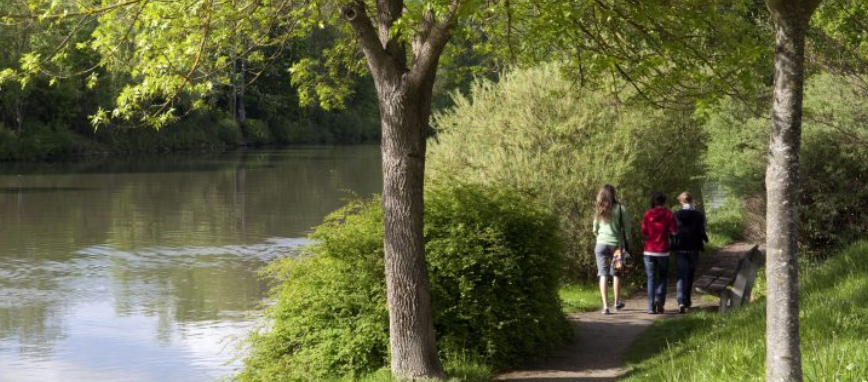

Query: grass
[560,282,638,313]
[705,196,745,252]
[621,239,868,382]
[325,358,493,382]
[559,282,604,313]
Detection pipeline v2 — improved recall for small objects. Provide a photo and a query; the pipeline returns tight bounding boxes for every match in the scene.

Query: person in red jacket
[641,192,677,314]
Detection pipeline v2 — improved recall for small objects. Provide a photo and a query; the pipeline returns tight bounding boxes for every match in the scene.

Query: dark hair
[650,192,667,208]
[595,184,619,221]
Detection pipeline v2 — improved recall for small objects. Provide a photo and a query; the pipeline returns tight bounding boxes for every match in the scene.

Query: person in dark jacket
[641,192,677,314]
[671,191,709,313]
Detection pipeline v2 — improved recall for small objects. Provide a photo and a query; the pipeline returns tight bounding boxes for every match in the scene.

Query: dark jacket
[672,208,709,252]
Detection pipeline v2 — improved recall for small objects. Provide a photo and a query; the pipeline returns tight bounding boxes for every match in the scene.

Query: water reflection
[0,146,382,382]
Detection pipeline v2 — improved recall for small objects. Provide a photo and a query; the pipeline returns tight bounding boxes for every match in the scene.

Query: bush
[240,184,571,382]
[242,119,273,145]
[427,63,707,279]
[216,118,243,145]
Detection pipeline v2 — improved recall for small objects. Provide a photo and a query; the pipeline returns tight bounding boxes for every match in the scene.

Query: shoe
[602,307,611,315]
[615,301,625,311]
[679,305,688,314]
[654,301,665,314]
[646,310,657,315]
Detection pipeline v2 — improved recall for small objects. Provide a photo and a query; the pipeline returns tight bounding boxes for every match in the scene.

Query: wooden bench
[694,245,764,313]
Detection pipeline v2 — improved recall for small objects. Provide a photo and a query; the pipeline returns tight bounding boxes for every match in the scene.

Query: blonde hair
[677,191,693,205]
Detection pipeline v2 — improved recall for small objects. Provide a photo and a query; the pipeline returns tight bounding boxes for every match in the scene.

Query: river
[0,146,382,382]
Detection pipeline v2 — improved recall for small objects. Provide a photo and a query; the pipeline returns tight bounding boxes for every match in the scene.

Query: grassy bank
[622,239,868,381]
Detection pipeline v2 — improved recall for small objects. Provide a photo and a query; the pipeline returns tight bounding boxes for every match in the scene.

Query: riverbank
[0,112,379,162]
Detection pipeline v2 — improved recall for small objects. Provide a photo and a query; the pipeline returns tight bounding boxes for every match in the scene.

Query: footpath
[494,242,750,382]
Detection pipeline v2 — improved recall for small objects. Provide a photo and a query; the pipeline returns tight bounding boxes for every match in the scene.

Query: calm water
[0,146,382,382]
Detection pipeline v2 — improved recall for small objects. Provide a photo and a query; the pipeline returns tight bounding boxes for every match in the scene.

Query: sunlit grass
[621,240,868,382]
[326,357,493,382]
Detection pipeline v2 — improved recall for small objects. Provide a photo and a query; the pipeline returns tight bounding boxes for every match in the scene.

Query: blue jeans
[644,255,669,311]
[675,251,699,307]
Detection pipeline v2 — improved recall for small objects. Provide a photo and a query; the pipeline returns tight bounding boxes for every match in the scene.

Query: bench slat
[708,278,733,290]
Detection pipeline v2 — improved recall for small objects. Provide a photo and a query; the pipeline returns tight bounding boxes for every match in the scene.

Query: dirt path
[494,242,752,382]
[493,296,671,382]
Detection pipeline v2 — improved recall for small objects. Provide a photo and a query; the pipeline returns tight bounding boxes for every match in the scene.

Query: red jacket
[641,207,677,253]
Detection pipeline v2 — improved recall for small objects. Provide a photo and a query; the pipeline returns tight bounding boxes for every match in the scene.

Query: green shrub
[240,184,571,382]
[216,118,243,145]
[242,119,273,145]
[428,63,707,279]
[425,184,571,364]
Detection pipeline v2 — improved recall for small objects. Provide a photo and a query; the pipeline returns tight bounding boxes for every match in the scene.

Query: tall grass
[622,240,868,382]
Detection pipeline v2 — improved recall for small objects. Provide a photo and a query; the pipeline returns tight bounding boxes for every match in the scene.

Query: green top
[593,204,631,246]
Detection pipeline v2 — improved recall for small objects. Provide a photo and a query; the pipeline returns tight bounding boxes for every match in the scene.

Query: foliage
[428,63,707,279]
[240,184,571,381]
[623,240,868,382]
[702,73,868,254]
[705,196,746,250]
[811,0,868,86]
[799,75,868,253]
[700,97,768,196]
[241,119,273,146]
[0,1,380,160]
[490,0,774,108]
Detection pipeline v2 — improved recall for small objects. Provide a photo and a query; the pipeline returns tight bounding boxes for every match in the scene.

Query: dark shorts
[594,243,619,277]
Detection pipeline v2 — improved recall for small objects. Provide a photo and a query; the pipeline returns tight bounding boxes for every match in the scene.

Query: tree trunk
[14,98,23,134]
[238,58,247,122]
[379,79,445,379]
[342,1,460,379]
[764,2,820,381]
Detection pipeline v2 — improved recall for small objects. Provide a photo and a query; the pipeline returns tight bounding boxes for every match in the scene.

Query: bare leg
[599,276,609,308]
[613,276,622,305]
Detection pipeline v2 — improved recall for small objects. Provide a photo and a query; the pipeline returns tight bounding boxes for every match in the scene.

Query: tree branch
[376,0,405,67]
[342,0,395,79]
[407,0,462,87]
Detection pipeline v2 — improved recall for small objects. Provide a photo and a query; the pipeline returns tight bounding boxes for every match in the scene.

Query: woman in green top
[593,184,631,315]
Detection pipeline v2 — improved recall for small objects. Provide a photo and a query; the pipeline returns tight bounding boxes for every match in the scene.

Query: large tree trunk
[379,79,445,380]
[764,2,820,381]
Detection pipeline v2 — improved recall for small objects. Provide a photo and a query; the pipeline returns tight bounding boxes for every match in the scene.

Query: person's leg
[675,252,688,307]
[599,275,609,308]
[594,244,611,309]
[686,251,699,307]
[644,255,656,312]
[613,275,622,308]
[656,256,669,309]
